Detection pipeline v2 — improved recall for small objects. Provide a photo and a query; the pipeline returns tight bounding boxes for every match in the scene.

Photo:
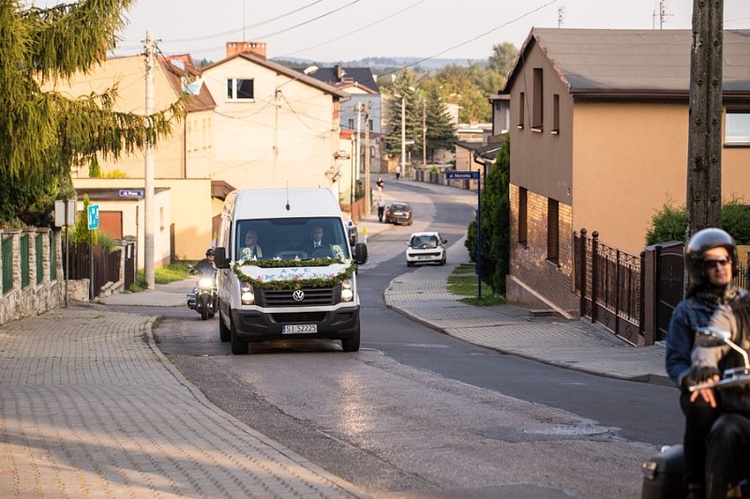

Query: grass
[127,262,193,292]
[447,264,505,306]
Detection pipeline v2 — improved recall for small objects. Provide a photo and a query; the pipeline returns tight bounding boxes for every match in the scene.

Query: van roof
[232,188,341,219]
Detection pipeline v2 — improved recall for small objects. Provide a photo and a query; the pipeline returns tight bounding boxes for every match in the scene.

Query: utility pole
[401,95,406,179]
[355,102,363,211]
[144,30,155,289]
[686,0,723,236]
[364,101,371,215]
[557,7,564,28]
[422,98,427,168]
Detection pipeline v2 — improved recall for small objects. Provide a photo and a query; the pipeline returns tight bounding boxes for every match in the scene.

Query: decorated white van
[214,188,368,355]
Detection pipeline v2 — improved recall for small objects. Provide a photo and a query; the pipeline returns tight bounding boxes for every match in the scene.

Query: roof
[159,54,216,113]
[311,67,379,94]
[232,188,342,219]
[503,28,750,98]
[204,52,349,99]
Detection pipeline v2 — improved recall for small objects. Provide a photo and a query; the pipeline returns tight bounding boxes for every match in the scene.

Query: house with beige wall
[200,43,349,197]
[500,28,750,315]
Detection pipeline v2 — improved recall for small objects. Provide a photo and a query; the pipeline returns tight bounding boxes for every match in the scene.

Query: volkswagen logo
[292,290,305,302]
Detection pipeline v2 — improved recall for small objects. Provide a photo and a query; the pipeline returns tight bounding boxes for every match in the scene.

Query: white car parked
[405,232,447,267]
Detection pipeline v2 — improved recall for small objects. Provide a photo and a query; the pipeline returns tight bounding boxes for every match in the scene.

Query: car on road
[385,202,413,225]
[405,232,447,267]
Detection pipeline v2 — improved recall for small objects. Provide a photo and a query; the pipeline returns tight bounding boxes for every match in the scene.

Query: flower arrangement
[232,257,356,290]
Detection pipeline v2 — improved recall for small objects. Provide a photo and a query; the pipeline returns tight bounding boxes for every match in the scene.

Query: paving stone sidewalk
[0,306,367,498]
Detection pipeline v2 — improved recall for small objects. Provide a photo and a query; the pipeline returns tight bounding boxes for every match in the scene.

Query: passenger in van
[303,225,332,257]
[241,230,263,260]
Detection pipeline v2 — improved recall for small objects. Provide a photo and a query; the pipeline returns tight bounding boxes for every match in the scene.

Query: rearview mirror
[695,327,731,347]
[214,247,230,269]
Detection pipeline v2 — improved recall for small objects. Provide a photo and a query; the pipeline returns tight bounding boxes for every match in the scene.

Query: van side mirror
[214,247,230,269]
[354,242,368,265]
[348,224,358,246]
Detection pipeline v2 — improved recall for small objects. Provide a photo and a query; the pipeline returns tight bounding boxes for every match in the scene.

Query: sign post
[445,170,483,299]
[54,199,77,307]
[87,204,99,301]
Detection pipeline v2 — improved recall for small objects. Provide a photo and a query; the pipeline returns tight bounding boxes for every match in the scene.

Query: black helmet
[684,228,738,285]
[205,248,215,257]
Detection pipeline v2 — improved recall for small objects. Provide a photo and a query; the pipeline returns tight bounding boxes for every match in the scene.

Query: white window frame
[725,110,750,145]
[226,78,255,102]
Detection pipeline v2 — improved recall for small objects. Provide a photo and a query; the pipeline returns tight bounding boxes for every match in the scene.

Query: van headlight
[241,282,255,305]
[341,278,354,302]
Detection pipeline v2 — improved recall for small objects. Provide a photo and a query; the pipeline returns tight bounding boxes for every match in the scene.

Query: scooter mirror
[695,327,732,347]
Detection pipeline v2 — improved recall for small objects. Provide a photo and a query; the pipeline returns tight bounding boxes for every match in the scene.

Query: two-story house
[500,28,750,315]
[200,43,349,199]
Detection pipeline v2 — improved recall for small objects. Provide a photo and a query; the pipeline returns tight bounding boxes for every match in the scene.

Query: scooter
[641,327,750,499]
[186,266,218,321]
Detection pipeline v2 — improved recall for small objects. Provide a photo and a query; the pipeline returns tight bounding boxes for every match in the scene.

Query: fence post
[579,228,588,318]
[640,250,648,345]
[591,231,599,324]
[614,249,621,336]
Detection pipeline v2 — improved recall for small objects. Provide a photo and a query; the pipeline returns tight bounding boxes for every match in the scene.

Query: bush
[647,198,750,245]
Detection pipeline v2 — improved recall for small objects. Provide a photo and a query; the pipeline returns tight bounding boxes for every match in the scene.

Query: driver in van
[303,225,331,256]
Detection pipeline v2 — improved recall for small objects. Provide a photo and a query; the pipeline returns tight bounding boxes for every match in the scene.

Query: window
[518,187,528,246]
[547,198,559,263]
[226,78,254,101]
[726,110,750,145]
[532,68,544,131]
[552,94,560,135]
[348,118,354,130]
[517,92,525,129]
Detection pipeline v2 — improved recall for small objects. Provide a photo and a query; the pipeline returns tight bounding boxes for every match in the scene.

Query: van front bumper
[230,307,360,342]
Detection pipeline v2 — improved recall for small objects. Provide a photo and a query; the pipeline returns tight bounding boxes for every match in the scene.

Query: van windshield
[235,217,350,262]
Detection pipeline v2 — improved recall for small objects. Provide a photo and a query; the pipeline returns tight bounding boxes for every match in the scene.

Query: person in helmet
[666,228,744,498]
[192,248,216,274]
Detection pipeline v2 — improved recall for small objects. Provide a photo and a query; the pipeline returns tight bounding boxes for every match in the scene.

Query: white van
[214,188,368,355]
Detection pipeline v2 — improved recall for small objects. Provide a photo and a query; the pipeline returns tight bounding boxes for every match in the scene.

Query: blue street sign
[87,204,100,230]
[119,189,144,198]
[445,170,480,180]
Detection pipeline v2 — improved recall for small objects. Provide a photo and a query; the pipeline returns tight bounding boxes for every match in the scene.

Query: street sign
[119,189,145,198]
[445,170,480,180]
[54,200,76,227]
[87,204,100,230]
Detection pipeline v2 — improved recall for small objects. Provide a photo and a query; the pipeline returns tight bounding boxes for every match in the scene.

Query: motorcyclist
[691,294,750,499]
[666,228,743,498]
[192,248,216,275]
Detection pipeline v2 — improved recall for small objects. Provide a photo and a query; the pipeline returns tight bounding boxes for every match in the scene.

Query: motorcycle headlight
[198,277,214,289]
[241,281,255,305]
[341,278,354,302]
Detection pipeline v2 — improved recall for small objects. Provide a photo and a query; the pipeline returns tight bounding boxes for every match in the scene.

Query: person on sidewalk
[377,196,386,222]
[690,292,750,499]
[666,228,744,499]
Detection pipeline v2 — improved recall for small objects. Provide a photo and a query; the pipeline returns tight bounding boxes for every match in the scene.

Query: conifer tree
[0,0,182,225]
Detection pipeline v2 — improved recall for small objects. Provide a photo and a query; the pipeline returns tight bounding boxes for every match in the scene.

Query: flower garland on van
[232,257,356,290]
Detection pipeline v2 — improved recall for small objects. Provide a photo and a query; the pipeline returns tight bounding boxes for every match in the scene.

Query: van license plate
[282,324,317,334]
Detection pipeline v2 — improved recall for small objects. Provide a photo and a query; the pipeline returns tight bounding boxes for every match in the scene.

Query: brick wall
[507,184,579,314]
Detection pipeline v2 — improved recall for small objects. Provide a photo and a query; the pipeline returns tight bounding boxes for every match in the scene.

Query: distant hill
[273,56,486,71]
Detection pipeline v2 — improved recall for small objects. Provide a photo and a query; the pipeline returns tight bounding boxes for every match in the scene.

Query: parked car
[405,232,447,267]
[385,202,413,225]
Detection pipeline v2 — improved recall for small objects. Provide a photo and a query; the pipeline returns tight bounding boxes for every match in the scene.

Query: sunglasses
[703,258,731,270]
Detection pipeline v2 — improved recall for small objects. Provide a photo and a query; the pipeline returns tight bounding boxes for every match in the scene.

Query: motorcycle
[641,327,750,499]
[186,266,218,321]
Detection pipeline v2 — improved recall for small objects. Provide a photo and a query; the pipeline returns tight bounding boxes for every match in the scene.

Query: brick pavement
[0,306,366,498]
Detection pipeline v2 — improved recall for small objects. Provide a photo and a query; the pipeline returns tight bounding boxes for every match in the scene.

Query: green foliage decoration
[232,258,356,290]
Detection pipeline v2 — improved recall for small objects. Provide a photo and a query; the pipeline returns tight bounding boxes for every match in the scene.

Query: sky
[35,0,750,63]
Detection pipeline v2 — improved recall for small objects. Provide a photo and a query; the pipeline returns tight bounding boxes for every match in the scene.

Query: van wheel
[341,326,360,352]
[219,310,231,342]
[230,320,249,355]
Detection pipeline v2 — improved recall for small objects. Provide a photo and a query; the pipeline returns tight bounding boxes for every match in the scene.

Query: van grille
[259,287,336,307]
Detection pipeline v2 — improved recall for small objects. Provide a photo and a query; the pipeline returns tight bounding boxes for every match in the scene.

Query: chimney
[226,41,267,59]
[335,65,346,81]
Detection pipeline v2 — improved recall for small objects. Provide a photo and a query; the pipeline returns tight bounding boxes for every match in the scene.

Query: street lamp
[274,65,318,161]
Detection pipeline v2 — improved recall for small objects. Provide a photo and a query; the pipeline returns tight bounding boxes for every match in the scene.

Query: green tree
[0,0,182,226]
[422,86,458,163]
[465,135,510,294]
[488,42,518,77]
[646,197,750,245]
[383,69,422,163]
